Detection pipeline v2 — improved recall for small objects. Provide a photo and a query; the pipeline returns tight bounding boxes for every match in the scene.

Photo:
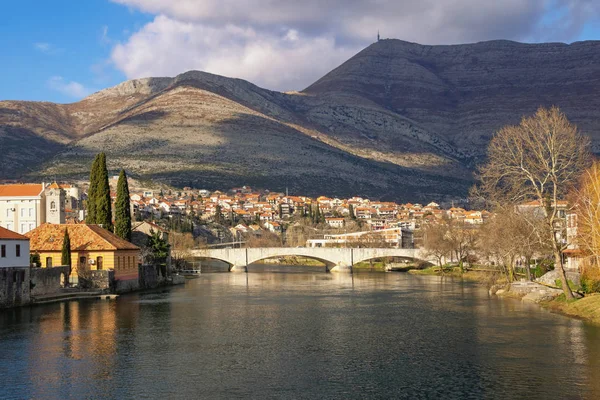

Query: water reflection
[1,268,599,399]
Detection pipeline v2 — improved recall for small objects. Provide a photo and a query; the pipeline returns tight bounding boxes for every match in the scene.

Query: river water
[1,265,600,399]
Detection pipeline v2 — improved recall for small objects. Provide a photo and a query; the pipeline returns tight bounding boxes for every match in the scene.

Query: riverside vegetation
[415,107,600,324]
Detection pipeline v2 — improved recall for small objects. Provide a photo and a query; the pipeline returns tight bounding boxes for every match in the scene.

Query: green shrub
[580,269,600,294]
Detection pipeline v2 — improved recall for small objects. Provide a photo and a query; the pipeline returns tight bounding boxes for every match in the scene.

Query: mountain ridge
[2,39,600,201]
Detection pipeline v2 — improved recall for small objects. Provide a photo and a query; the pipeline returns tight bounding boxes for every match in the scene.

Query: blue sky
[1,0,599,103]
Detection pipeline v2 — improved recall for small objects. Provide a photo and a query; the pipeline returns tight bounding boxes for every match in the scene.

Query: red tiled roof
[26,223,139,252]
[0,226,29,240]
[0,184,43,197]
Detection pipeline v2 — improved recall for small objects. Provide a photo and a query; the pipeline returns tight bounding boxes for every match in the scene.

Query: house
[0,226,31,307]
[26,223,140,284]
[264,221,282,233]
[132,221,169,248]
[0,183,65,234]
[325,217,345,229]
[0,226,30,268]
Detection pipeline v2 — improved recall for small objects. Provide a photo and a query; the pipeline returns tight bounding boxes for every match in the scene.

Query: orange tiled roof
[0,226,29,240]
[0,183,43,197]
[26,223,139,252]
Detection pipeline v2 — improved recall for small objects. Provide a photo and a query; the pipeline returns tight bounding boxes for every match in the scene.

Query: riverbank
[409,267,600,325]
[542,294,600,325]
[409,266,504,286]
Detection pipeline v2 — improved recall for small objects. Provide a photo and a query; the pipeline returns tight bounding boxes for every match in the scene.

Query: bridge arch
[190,247,436,272]
[246,254,335,270]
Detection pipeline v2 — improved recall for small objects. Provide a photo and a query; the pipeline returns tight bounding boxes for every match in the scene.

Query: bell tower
[45,183,66,224]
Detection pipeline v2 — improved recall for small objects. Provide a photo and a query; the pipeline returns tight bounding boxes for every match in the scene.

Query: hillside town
[0,179,491,248]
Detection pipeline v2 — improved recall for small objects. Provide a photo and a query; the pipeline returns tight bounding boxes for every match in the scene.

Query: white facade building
[0,183,65,234]
[0,226,30,268]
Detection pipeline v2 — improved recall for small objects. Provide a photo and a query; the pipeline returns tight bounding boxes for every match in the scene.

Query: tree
[87,154,101,223]
[479,208,550,282]
[61,228,72,267]
[30,252,41,268]
[348,204,356,220]
[476,107,590,298]
[95,153,113,232]
[147,229,170,265]
[114,169,132,241]
[169,232,195,270]
[574,161,600,266]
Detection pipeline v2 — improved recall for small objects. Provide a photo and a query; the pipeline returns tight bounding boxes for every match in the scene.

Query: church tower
[45,183,66,224]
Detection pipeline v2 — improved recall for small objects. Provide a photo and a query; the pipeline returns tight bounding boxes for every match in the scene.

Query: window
[20,208,25,217]
[6,223,12,231]
[97,256,103,270]
[6,209,10,217]
[1,245,5,258]
[28,223,34,232]
[16,244,20,257]
[20,224,27,234]
[28,208,33,217]
[46,257,53,268]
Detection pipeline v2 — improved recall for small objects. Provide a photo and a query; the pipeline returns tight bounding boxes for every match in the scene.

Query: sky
[1,0,599,103]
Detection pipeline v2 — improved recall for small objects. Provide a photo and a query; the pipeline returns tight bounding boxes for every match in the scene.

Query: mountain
[2,39,600,201]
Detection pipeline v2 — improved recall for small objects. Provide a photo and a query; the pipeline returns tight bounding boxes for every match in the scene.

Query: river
[1,265,600,399]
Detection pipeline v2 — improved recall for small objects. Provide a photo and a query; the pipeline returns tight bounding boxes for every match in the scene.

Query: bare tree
[476,107,590,298]
[574,161,600,267]
[422,221,452,270]
[169,232,195,270]
[479,208,550,281]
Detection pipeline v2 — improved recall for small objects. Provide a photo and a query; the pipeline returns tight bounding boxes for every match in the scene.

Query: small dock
[31,291,119,305]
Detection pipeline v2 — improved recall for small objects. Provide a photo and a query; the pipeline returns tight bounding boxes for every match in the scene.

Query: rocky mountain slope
[1,39,599,201]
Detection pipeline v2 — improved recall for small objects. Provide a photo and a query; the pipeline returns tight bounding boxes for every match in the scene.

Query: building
[0,183,66,234]
[26,223,140,283]
[306,227,407,248]
[0,226,30,268]
[0,226,31,307]
[131,221,169,248]
[325,217,345,229]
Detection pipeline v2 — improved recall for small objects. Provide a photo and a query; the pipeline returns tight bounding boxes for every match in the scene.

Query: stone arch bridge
[190,247,433,272]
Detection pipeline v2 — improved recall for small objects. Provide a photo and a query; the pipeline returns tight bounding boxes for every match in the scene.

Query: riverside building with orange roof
[26,223,140,286]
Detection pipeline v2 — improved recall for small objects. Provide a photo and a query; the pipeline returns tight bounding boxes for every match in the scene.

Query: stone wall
[115,278,139,293]
[78,270,111,291]
[0,267,30,308]
[30,266,69,297]
[138,264,167,290]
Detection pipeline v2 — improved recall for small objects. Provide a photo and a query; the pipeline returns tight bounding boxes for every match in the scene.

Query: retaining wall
[0,267,30,308]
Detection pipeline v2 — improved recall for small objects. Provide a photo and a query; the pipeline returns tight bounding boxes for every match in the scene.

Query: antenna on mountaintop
[377,30,380,42]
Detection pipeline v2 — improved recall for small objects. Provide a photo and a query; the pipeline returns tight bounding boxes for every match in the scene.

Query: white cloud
[111,16,358,91]
[34,42,63,55]
[108,0,600,90]
[47,76,94,99]
[100,25,111,45]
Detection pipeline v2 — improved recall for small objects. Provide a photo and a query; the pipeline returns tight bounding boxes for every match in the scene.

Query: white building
[0,226,30,268]
[325,217,345,229]
[307,227,406,248]
[0,183,65,234]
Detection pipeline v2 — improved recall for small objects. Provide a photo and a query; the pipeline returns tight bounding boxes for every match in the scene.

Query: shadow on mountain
[127,112,472,202]
[0,126,68,179]
[118,110,169,125]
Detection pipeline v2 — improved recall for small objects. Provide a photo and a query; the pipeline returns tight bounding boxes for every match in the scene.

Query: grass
[543,294,600,325]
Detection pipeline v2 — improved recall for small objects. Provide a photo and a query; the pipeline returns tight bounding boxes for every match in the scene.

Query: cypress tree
[115,169,132,241]
[96,153,114,231]
[61,229,72,284]
[87,154,101,223]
